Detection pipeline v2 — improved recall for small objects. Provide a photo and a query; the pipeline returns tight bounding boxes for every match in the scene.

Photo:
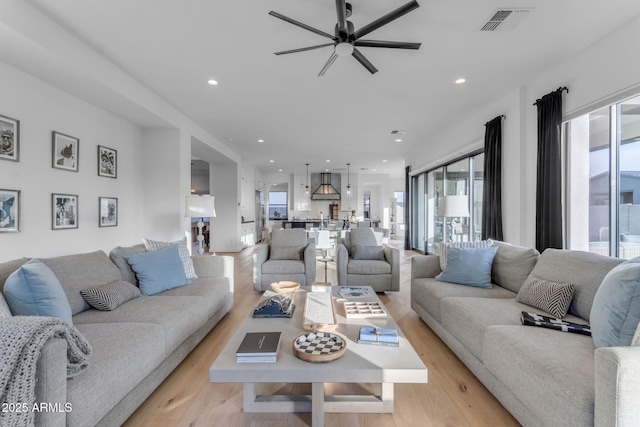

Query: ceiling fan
[269,0,421,76]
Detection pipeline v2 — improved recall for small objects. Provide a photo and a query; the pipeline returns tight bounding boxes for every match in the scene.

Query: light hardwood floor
[123,240,520,427]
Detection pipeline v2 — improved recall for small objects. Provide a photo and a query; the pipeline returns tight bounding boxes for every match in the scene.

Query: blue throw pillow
[590,257,640,348]
[3,259,73,324]
[125,244,190,296]
[436,246,499,288]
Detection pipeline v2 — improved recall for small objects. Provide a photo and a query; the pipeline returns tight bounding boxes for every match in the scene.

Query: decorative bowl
[270,281,300,295]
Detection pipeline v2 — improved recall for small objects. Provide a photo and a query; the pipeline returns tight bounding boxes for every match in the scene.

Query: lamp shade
[439,195,469,218]
[185,195,216,218]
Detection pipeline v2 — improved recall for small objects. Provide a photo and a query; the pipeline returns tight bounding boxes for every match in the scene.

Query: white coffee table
[209,286,427,426]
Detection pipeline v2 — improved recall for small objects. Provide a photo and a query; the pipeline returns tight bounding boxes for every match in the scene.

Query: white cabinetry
[241,222,255,248]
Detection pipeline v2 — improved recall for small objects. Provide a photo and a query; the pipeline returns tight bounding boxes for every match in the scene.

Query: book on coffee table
[236,331,282,363]
[357,327,399,347]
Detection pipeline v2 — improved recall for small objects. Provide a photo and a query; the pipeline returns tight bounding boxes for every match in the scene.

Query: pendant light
[346,163,351,197]
[305,163,309,196]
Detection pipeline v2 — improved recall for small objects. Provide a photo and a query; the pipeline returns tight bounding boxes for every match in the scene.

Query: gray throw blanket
[0,316,91,427]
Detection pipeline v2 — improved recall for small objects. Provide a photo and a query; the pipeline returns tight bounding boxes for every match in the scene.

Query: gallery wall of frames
[0,114,119,232]
[0,61,145,261]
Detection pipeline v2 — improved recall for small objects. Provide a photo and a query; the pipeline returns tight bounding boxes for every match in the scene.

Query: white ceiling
[21,0,640,178]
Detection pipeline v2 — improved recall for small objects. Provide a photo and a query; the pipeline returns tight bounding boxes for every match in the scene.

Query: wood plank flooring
[123,241,520,427]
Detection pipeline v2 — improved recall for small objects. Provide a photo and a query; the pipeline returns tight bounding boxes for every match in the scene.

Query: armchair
[336,228,400,292]
[252,229,316,291]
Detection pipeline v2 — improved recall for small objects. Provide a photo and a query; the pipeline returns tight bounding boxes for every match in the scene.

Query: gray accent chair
[253,229,316,291]
[336,228,400,291]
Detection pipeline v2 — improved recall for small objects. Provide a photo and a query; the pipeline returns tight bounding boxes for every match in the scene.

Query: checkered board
[295,333,344,354]
[293,332,346,362]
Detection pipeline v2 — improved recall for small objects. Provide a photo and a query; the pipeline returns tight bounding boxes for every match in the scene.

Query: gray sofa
[336,228,400,291]
[253,229,316,291]
[0,244,234,426]
[411,241,640,427]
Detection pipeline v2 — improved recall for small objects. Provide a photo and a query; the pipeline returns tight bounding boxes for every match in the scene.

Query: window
[411,151,484,254]
[566,94,640,259]
[268,191,288,220]
[393,191,405,236]
[363,195,371,219]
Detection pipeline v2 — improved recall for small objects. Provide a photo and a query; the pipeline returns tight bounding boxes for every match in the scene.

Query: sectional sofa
[411,241,640,427]
[0,244,233,427]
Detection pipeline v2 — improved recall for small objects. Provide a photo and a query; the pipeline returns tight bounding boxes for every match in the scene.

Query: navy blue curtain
[482,116,504,241]
[404,166,411,250]
[535,87,567,252]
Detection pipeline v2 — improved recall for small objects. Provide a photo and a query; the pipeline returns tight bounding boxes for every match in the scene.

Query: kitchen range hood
[311,173,341,200]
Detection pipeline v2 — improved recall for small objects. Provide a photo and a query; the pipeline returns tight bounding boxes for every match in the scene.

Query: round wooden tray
[292,332,346,363]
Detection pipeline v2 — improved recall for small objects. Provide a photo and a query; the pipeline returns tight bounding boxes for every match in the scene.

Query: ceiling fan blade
[335,0,348,38]
[355,40,421,49]
[352,48,378,74]
[269,11,335,39]
[275,43,335,55]
[318,52,339,76]
[353,0,420,40]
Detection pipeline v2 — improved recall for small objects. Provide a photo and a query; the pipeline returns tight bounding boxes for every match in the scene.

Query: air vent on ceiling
[389,130,406,136]
[480,8,532,32]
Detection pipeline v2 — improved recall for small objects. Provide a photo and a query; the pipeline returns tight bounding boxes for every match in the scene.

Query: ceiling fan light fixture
[335,42,354,57]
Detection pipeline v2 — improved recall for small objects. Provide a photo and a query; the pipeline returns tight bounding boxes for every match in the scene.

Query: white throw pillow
[632,322,640,346]
[0,293,12,318]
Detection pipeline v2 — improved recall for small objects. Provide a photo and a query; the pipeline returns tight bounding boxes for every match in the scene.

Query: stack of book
[236,331,282,363]
[357,327,399,347]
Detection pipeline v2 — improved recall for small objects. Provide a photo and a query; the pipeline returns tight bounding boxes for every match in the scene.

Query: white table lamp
[185,195,216,255]
[438,195,470,243]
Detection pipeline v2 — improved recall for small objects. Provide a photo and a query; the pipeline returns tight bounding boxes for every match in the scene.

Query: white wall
[406,15,640,248]
[141,129,191,242]
[210,162,241,252]
[0,61,144,261]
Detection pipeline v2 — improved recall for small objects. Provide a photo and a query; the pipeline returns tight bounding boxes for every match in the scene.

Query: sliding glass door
[566,94,640,259]
[410,151,484,253]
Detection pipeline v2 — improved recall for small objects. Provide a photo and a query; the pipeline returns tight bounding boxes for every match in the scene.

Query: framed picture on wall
[97,145,117,178]
[98,197,118,227]
[0,189,20,232]
[52,193,78,230]
[52,131,79,172]
[0,114,20,162]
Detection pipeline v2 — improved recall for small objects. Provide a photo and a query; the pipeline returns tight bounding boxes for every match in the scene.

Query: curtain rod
[533,86,569,106]
[484,115,505,126]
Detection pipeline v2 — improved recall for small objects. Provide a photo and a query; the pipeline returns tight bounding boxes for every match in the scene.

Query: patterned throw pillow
[516,277,575,319]
[143,236,197,279]
[80,280,142,311]
[439,240,494,271]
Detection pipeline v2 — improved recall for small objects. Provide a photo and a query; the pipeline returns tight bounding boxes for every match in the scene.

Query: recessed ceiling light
[382,160,387,163]
[278,169,283,172]
[455,78,466,84]
[372,169,377,172]
[326,159,331,163]
[269,160,274,163]
[395,139,403,142]
[207,79,218,86]
[258,139,264,143]
[325,168,329,172]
